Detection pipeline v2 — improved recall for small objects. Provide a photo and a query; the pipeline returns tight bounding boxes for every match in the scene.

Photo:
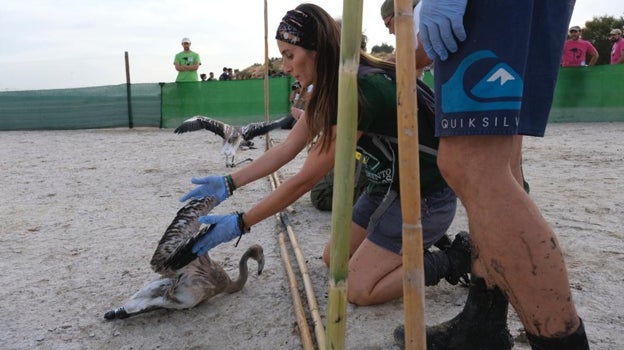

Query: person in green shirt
[179,3,471,307]
[173,37,201,82]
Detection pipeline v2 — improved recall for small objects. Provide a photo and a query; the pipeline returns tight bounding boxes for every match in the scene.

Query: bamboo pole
[282,213,326,348]
[268,174,315,350]
[269,172,326,348]
[278,237,314,349]
[263,0,271,149]
[277,232,314,350]
[326,1,363,349]
[394,0,425,349]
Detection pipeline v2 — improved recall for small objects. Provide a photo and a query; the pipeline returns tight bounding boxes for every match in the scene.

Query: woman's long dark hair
[295,3,396,152]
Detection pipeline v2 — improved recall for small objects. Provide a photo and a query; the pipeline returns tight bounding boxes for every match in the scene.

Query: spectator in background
[219,67,230,81]
[281,81,302,130]
[227,68,236,80]
[609,28,624,64]
[208,72,216,81]
[173,37,201,82]
[562,26,599,67]
[289,81,301,106]
[200,73,207,81]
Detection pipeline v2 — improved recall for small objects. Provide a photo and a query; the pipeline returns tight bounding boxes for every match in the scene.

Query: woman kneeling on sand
[179,3,470,306]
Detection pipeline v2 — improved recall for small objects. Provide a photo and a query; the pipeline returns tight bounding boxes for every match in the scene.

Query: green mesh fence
[130,83,163,127]
[0,84,161,130]
[161,77,292,128]
[0,67,621,131]
[550,64,624,122]
[0,78,292,131]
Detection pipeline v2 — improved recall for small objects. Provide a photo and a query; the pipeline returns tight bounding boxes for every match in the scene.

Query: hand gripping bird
[174,115,294,167]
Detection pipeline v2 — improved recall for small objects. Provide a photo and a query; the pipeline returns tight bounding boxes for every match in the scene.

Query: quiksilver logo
[441,50,524,114]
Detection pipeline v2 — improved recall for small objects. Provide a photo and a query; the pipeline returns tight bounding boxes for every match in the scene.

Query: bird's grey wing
[150,196,218,274]
[160,225,214,272]
[174,116,227,138]
[240,116,290,140]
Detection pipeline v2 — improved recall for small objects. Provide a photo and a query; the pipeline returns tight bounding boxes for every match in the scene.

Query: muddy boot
[394,277,513,350]
[444,231,472,285]
[526,318,590,350]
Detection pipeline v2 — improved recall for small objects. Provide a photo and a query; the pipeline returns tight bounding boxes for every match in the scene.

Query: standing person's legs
[411,0,588,347]
[438,135,580,336]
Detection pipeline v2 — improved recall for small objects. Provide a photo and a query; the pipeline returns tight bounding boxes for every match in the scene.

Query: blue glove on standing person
[419,0,468,61]
[179,175,236,205]
[192,213,248,255]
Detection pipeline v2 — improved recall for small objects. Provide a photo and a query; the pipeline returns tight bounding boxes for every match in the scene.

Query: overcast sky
[0,0,621,91]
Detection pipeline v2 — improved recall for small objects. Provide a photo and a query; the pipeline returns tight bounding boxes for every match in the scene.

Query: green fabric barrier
[421,65,624,123]
[0,83,161,130]
[0,67,620,131]
[550,64,624,122]
[161,77,293,128]
[129,83,163,127]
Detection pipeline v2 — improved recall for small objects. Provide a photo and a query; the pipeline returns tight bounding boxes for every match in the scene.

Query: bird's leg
[104,277,174,320]
[232,158,253,167]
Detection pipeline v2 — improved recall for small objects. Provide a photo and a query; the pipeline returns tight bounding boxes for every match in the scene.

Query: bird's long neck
[224,247,262,293]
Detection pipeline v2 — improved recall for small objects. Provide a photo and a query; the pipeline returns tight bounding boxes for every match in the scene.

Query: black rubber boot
[526,318,590,350]
[393,277,513,350]
[444,231,472,285]
[433,234,452,251]
[423,232,471,287]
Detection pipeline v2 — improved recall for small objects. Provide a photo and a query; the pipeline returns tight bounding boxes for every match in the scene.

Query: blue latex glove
[419,0,468,61]
[192,213,244,255]
[180,175,231,205]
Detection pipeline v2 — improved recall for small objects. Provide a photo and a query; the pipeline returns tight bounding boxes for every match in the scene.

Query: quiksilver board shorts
[434,0,575,137]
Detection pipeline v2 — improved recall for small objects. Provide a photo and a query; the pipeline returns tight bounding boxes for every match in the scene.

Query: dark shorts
[434,0,575,137]
[352,187,457,254]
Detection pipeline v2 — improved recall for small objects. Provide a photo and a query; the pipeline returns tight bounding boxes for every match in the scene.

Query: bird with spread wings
[174,115,294,167]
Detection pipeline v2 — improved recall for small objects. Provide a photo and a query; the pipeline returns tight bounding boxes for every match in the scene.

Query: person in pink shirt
[609,28,624,64]
[562,26,599,67]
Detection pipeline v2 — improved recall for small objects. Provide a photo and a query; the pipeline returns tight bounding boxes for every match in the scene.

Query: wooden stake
[395,0,425,349]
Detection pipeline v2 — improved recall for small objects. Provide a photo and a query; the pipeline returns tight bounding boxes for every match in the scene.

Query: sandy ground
[1,122,623,350]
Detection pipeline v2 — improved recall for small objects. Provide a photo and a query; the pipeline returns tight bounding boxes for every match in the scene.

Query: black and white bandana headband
[275,9,317,50]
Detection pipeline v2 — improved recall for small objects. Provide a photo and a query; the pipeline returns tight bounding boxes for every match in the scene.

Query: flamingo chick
[104,197,264,320]
[174,115,293,167]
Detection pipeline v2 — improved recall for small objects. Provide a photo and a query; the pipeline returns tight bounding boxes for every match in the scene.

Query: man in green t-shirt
[173,37,201,82]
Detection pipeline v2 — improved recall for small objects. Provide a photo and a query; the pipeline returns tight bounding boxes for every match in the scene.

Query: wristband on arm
[224,174,236,196]
[234,211,250,246]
